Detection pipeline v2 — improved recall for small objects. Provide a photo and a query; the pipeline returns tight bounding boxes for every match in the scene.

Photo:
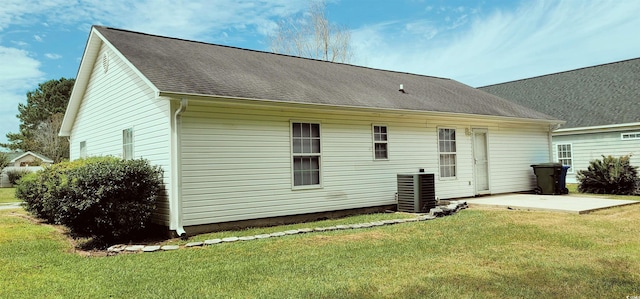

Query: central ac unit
[397,173,436,213]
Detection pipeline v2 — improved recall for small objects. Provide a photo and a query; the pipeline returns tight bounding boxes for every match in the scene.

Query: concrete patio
[467,193,640,214]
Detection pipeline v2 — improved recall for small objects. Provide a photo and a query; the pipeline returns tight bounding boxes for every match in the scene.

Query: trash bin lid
[531,162,563,167]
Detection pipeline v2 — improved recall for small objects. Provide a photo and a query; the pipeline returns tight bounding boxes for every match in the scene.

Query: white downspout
[548,124,558,162]
[171,98,188,238]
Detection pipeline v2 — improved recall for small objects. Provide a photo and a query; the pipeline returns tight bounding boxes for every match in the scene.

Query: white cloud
[0,47,42,93]
[352,0,640,86]
[33,34,43,42]
[2,0,307,43]
[0,46,43,145]
[11,40,28,47]
[117,0,306,42]
[44,53,61,59]
[404,20,439,40]
[0,0,69,31]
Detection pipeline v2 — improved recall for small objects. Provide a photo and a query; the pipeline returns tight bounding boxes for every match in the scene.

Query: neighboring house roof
[60,26,559,136]
[9,151,54,164]
[480,58,640,130]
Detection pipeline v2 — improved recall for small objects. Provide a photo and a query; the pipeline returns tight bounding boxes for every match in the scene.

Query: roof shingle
[95,26,557,122]
[480,58,640,129]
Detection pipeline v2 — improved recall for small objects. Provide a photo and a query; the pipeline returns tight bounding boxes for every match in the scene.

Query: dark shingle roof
[95,26,557,122]
[480,58,640,129]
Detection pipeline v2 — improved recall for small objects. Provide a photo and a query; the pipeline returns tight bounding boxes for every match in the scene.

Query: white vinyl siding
[486,124,551,194]
[556,143,573,173]
[67,43,172,225]
[178,100,552,226]
[372,125,388,160]
[438,128,457,179]
[554,130,640,183]
[291,122,321,187]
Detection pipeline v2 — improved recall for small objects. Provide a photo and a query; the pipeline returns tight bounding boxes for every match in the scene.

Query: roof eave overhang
[59,27,102,137]
[553,122,640,135]
[158,91,564,126]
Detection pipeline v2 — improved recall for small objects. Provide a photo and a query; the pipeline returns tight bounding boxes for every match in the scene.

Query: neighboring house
[8,151,53,167]
[59,26,562,236]
[480,58,640,183]
[0,151,53,187]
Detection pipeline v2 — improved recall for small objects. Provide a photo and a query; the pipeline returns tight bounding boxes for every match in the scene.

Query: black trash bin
[531,163,568,195]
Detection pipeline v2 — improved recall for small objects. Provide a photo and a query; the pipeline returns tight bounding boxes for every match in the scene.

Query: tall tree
[0,152,9,170]
[33,112,68,163]
[2,78,75,162]
[269,1,353,63]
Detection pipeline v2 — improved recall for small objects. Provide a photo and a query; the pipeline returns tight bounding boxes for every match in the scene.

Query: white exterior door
[473,129,490,195]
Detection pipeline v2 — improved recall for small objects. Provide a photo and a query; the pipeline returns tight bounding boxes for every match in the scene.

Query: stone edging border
[107,200,468,254]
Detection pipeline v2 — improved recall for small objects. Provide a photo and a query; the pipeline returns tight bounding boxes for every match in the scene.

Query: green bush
[16,157,164,242]
[577,155,639,195]
[6,169,31,185]
[18,160,86,222]
[16,171,52,220]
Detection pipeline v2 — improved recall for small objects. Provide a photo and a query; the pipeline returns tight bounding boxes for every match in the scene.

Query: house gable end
[64,32,173,226]
[60,26,160,137]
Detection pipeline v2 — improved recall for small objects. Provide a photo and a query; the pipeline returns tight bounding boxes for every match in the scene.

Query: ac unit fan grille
[397,173,435,213]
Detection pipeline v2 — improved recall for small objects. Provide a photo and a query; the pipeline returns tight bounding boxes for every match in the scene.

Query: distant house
[481,58,640,183]
[0,151,53,187]
[60,26,561,236]
[8,151,53,167]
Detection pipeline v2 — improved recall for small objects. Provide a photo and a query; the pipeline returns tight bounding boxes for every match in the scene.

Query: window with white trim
[123,128,134,160]
[621,132,640,140]
[556,143,573,173]
[291,122,321,187]
[373,125,388,160]
[79,141,87,158]
[438,128,457,178]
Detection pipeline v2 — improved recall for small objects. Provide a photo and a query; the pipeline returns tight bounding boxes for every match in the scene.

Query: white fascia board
[59,28,102,136]
[553,122,640,135]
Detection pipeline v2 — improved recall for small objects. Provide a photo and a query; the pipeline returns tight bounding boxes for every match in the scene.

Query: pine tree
[2,77,75,162]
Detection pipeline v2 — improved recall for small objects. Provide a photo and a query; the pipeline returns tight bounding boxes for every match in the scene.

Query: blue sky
[1,0,640,146]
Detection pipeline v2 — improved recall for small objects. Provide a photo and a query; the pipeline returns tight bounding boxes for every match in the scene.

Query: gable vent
[397,173,436,213]
[102,52,109,74]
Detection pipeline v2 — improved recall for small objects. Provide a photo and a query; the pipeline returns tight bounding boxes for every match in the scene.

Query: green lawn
[1,190,640,298]
[0,188,18,204]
